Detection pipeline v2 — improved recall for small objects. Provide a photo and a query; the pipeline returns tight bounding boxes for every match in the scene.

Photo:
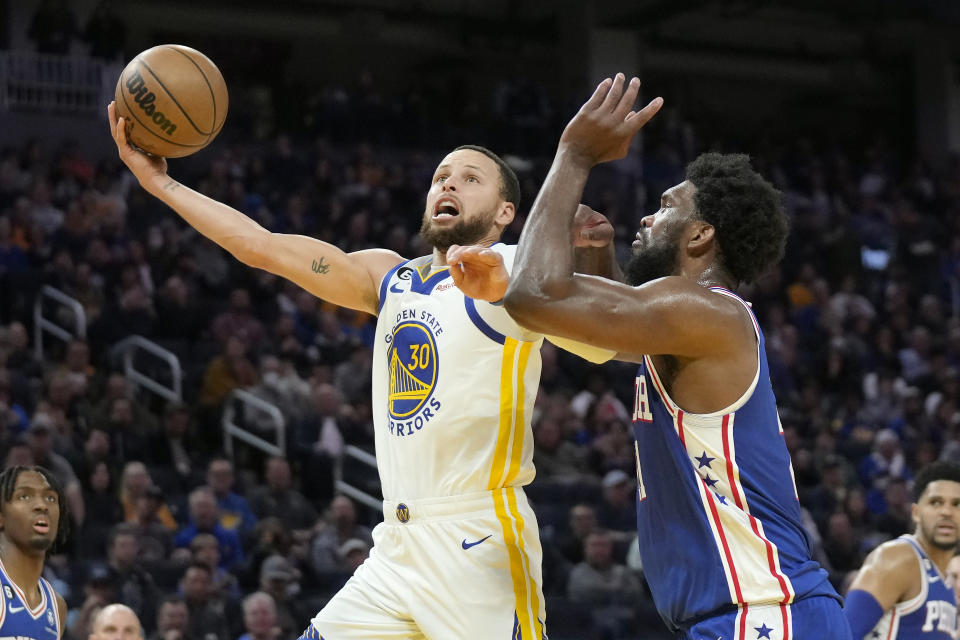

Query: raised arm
[108,103,403,315]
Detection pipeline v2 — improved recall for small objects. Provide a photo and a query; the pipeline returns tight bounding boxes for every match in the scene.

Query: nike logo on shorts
[461,535,493,550]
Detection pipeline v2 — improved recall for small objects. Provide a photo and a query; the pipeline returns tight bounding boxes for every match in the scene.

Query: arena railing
[33,285,86,360]
[335,445,381,514]
[113,335,183,404]
[222,388,286,459]
[0,49,119,113]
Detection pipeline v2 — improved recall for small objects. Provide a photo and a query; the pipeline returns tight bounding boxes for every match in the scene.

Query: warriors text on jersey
[867,536,958,640]
[631,287,839,633]
[373,243,542,500]
[0,559,60,640]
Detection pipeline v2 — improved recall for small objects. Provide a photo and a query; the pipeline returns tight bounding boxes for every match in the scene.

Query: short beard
[419,215,496,252]
[30,536,54,552]
[626,241,679,286]
[923,523,959,551]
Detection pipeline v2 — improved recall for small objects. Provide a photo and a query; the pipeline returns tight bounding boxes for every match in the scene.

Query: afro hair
[685,153,789,285]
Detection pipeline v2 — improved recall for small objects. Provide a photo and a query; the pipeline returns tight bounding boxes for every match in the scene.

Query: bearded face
[419,209,498,252]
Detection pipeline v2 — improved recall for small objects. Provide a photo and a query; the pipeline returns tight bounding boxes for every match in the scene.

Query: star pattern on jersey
[695,451,715,469]
[714,492,728,505]
[754,623,773,639]
[703,474,719,488]
[869,632,881,639]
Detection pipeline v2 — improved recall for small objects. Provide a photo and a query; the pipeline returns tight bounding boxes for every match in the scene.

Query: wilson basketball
[114,45,228,158]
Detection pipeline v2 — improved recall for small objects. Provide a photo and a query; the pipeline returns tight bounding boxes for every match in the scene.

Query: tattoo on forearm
[162,180,180,192]
[311,257,330,275]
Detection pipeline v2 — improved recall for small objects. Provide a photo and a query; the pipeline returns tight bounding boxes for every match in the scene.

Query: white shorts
[306,487,546,640]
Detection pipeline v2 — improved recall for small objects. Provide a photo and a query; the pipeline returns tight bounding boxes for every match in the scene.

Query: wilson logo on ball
[124,69,178,135]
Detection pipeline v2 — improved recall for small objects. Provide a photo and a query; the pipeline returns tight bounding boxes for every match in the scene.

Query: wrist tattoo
[311,257,330,275]
[162,180,180,192]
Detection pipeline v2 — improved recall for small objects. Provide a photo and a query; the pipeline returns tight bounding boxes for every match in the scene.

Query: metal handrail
[335,444,381,513]
[223,388,286,458]
[114,335,182,403]
[33,285,86,360]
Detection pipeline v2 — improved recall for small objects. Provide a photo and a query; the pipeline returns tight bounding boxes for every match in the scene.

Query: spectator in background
[148,596,190,640]
[238,592,279,640]
[337,538,369,575]
[82,0,126,61]
[309,496,372,575]
[257,556,303,638]
[294,383,346,503]
[130,484,174,563]
[146,403,199,491]
[595,469,636,541]
[120,462,177,530]
[247,456,318,530]
[25,415,85,526]
[531,414,590,481]
[556,503,599,565]
[206,458,257,536]
[190,533,240,599]
[175,486,244,570]
[567,530,643,638]
[180,563,239,640]
[199,335,257,412]
[89,603,144,640]
[80,459,123,558]
[106,524,160,634]
[211,288,266,350]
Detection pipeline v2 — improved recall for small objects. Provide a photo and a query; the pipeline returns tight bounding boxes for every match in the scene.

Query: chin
[29,537,54,552]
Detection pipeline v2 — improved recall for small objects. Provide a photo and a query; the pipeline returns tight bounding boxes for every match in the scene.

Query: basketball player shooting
[449,74,852,639]
[844,461,960,640]
[0,466,69,640]
[108,101,615,639]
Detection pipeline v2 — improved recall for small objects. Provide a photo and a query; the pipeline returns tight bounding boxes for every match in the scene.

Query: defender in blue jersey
[0,466,68,640]
[845,462,960,640]
[452,75,851,638]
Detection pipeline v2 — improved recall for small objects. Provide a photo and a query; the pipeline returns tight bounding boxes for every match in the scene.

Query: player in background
[108,102,615,639]
[449,74,849,639]
[0,466,69,640]
[845,462,960,639]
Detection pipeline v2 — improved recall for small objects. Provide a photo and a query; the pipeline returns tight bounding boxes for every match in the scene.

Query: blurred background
[3,1,960,639]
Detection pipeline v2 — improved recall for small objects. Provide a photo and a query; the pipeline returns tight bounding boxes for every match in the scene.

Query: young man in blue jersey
[0,466,69,639]
[845,461,960,639]
[449,74,850,639]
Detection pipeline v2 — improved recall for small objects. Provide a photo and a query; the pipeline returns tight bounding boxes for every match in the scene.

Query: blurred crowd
[3,53,960,637]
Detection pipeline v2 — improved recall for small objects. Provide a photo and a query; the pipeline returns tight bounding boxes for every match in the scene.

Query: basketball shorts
[680,595,852,640]
[303,487,546,640]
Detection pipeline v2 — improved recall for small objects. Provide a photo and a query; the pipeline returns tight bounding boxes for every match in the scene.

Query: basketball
[114,45,228,158]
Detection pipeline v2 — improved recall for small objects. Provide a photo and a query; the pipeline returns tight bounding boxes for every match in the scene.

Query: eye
[45,495,57,503]
[466,176,479,183]
[434,175,448,184]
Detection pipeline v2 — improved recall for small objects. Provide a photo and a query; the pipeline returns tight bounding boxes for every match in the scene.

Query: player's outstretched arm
[108,103,403,315]
[844,540,918,638]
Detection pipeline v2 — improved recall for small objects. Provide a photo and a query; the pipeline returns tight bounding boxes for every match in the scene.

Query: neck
[0,538,46,595]
[691,263,736,290]
[431,232,501,266]
[915,533,953,573]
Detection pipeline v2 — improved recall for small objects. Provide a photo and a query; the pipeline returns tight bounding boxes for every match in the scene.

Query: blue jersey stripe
[464,297,506,345]
[378,261,408,313]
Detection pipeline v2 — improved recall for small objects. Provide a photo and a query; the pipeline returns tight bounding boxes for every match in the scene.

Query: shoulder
[850,538,922,604]
[863,538,919,570]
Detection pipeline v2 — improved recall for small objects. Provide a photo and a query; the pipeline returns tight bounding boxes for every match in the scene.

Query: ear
[911,502,919,527]
[686,221,715,257]
[495,201,515,229]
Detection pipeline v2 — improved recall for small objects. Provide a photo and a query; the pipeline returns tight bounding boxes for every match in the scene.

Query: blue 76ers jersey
[0,559,61,640]
[631,287,839,633]
[866,536,957,640]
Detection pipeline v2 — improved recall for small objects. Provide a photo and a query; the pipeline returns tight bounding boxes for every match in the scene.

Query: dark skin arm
[56,593,67,639]
[503,75,756,411]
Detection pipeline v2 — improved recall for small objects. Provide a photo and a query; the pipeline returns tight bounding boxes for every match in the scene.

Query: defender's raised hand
[446,244,510,303]
[559,73,663,166]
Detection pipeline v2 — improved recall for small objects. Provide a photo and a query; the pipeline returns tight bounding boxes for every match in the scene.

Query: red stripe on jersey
[644,355,676,417]
[681,411,745,605]
[721,414,794,608]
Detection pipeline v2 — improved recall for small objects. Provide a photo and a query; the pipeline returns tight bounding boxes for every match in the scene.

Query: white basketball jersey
[372,243,542,500]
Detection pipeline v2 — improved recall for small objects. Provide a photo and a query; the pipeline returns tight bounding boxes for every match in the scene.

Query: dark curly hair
[0,465,71,553]
[913,461,960,501]
[686,153,789,284]
[452,144,521,209]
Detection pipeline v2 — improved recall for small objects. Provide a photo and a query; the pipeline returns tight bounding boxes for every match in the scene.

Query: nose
[441,178,457,192]
[640,214,655,228]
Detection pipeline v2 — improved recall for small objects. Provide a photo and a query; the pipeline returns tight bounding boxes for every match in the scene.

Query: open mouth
[433,198,461,220]
[32,518,50,534]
